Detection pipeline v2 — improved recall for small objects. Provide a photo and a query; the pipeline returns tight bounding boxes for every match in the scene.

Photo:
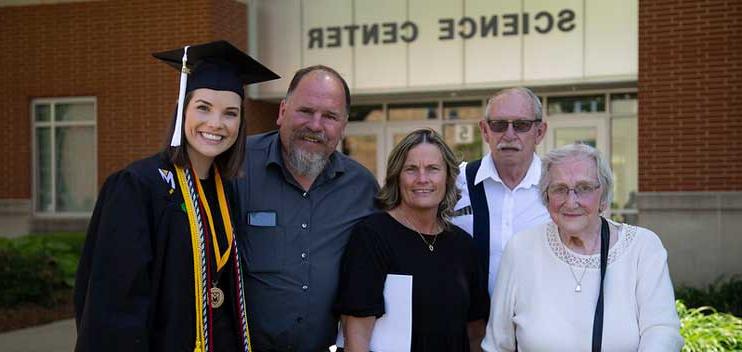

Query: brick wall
[0,0,276,200]
[246,99,279,134]
[638,0,742,191]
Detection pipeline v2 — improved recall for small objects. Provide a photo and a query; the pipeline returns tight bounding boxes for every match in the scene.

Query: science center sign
[306,9,577,49]
[249,0,637,98]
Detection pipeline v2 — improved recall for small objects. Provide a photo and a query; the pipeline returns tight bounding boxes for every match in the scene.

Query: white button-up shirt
[452,153,550,295]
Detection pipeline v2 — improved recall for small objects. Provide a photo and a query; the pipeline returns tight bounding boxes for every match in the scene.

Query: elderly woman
[482,143,683,351]
[336,129,490,352]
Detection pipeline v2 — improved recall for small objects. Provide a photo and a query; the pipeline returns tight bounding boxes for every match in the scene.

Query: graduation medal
[210,283,225,309]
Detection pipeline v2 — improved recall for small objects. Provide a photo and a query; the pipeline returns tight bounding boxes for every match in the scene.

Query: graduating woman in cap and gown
[73,41,279,352]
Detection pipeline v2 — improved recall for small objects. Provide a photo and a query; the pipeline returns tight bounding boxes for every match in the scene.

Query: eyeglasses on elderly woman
[547,182,601,202]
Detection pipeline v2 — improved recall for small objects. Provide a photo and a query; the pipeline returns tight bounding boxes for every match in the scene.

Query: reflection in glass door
[342,123,384,184]
[545,116,608,156]
[554,126,597,148]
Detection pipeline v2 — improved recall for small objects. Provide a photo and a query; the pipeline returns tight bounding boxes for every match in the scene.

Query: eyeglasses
[485,119,541,133]
[547,182,601,202]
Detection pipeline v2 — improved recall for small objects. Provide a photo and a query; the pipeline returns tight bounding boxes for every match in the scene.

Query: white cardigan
[482,220,683,352]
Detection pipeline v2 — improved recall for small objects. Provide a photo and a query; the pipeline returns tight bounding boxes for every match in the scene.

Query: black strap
[465,160,490,281]
[591,217,610,352]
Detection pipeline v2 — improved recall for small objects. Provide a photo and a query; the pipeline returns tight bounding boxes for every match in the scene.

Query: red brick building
[1,0,739,286]
[0,0,278,232]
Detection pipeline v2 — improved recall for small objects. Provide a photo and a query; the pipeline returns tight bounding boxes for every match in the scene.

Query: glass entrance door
[342,123,385,184]
[544,115,609,157]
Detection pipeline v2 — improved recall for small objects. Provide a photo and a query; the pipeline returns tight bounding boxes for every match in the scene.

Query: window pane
[56,102,95,122]
[35,104,51,122]
[443,123,483,162]
[611,116,638,224]
[55,126,96,212]
[388,102,438,121]
[611,93,637,114]
[547,95,605,114]
[554,127,597,148]
[349,105,384,122]
[35,127,53,212]
[443,101,482,120]
[342,135,378,179]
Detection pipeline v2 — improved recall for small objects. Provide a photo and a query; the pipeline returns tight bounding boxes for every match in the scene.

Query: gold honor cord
[193,167,233,272]
[175,166,207,352]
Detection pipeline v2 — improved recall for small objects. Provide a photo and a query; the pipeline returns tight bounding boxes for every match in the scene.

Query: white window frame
[31,96,97,218]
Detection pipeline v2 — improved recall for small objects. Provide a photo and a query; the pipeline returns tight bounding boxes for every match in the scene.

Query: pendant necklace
[401,213,439,252]
[566,234,600,293]
[210,281,225,309]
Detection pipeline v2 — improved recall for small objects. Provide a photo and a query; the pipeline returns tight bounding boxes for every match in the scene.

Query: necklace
[193,171,233,308]
[565,234,600,293]
[400,213,440,252]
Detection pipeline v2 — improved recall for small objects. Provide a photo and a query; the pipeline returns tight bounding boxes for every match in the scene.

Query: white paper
[336,274,413,351]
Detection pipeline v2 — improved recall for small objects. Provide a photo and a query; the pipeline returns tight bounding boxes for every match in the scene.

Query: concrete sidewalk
[0,319,75,352]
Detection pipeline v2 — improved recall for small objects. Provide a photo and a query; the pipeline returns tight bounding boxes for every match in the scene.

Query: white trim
[31,97,97,218]
[253,75,638,100]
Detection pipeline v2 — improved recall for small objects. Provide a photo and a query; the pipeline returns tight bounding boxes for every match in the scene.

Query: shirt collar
[475,152,541,190]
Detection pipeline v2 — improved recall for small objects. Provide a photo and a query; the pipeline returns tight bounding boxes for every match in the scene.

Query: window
[443,100,482,121]
[547,95,606,114]
[349,104,384,122]
[610,93,638,224]
[442,100,485,161]
[388,102,438,121]
[33,98,97,215]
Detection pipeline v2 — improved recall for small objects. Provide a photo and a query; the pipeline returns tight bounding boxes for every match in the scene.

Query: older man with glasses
[452,87,552,308]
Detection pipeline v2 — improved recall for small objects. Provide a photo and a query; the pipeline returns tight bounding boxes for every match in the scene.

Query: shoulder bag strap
[591,217,610,352]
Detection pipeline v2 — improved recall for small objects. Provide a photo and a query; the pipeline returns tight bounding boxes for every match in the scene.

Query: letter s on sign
[557,9,576,32]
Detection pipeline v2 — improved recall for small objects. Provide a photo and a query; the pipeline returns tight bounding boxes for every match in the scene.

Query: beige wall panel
[523,0,583,80]
[354,0,408,89]
[251,0,302,98]
[464,0,522,84]
[302,0,354,88]
[408,0,463,87]
[638,192,742,288]
[642,209,721,288]
[585,0,638,77]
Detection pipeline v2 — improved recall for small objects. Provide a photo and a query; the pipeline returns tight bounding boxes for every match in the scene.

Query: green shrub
[676,276,742,317]
[678,300,742,352]
[0,232,85,307]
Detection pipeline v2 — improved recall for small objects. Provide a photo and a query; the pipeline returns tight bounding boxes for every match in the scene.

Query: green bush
[678,300,742,352]
[676,276,742,317]
[0,232,85,307]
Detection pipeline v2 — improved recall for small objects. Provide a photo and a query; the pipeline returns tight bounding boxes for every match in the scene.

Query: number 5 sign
[454,124,474,144]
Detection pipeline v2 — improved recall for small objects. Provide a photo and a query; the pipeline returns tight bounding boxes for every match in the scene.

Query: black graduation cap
[153,40,279,146]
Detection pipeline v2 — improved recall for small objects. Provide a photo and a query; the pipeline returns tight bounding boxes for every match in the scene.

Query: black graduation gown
[74,153,240,352]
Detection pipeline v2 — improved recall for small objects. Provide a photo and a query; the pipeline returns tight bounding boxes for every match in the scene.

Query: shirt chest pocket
[242,224,285,273]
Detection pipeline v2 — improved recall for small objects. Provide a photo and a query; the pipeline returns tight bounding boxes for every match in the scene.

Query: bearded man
[233,66,378,352]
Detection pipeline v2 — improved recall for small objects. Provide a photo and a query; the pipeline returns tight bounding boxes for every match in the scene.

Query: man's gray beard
[286,146,328,179]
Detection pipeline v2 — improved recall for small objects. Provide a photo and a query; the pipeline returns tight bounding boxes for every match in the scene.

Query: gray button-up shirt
[234,131,378,351]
